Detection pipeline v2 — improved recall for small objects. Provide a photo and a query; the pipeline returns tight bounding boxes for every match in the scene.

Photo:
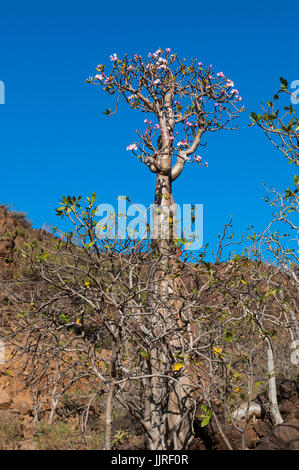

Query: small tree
[87,49,244,446]
[250,77,299,167]
[243,79,299,427]
[250,78,298,324]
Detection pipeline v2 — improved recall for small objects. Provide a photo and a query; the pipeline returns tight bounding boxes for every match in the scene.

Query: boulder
[0,389,12,409]
[19,440,38,450]
[256,416,299,450]
[13,399,32,415]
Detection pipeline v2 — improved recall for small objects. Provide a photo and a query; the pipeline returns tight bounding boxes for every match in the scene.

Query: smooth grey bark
[264,335,284,426]
[246,308,284,427]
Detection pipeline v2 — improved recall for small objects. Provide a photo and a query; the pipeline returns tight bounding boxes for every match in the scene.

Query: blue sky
[0,0,298,259]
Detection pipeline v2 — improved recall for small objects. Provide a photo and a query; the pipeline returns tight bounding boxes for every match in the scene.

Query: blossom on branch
[126,143,137,151]
[110,53,118,62]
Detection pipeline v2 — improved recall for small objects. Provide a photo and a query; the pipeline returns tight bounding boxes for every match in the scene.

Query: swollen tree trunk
[146,171,194,450]
[152,173,173,246]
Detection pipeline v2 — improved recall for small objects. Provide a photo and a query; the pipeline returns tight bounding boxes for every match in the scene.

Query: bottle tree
[88,48,244,449]
[88,48,244,247]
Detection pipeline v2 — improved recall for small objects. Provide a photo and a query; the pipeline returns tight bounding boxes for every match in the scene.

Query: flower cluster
[177,140,188,147]
[110,53,118,62]
[126,143,137,151]
[95,74,104,81]
[186,121,198,128]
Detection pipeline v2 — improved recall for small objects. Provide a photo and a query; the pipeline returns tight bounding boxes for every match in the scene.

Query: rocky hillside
[0,205,52,274]
[0,205,298,450]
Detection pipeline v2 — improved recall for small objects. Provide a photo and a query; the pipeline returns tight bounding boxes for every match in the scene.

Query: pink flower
[217,71,224,77]
[165,48,171,53]
[126,143,137,151]
[169,136,174,141]
[154,124,160,129]
[110,53,118,62]
[153,49,162,58]
[214,102,219,107]
[198,62,203,67]
[226,79,234,87]
[231,88,239,95]
[177,140,188,147]
[157,57,167,64]
[209,64,212,68]
[153,79,161,85]
[158,64,167,70]
[194,155,202,162]
[95,74,104,81]
[144,119,148,123]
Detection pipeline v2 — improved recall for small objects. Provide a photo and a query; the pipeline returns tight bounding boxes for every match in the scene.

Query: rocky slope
[0,204,298,450]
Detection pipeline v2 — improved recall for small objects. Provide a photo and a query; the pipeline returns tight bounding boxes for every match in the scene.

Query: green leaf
[90,192,97,204]
[36,252,48,261]
[225,331,233,343]
[200,416,211,427]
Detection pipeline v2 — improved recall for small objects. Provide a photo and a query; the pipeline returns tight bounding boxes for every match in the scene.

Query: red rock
[0,389,12,409]
[13,399,32,415]
[19,440,38,450]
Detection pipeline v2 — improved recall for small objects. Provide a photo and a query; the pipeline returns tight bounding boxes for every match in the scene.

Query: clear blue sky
[0,0,298,259]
